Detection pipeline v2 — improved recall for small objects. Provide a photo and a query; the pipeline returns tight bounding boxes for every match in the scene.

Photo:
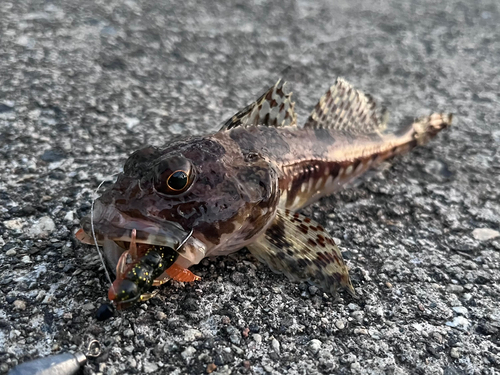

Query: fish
[76,77,452,309]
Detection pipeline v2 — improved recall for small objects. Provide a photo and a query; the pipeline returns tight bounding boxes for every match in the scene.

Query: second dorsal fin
[220,80,297,131]
[304,78,388,134]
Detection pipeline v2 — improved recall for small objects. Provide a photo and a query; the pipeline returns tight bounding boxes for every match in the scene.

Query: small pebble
[13,300,26,310]
[354,328,369,335]
[341,353,357,364]
[4,219,25,231]
[82,302,94,311]
[123,329,135,337]
[229,334,240,345]
[462,293,473,301]
[5,249,17,256]
[231,345,244,356]
[226,325,241,345]
[253,334,262,343]
[351,311,364,322]
[63,211,74,222]
[308,286,318,295]
[184,328,203,342]
[143,361,158,373]
[155,311,167,321]
[271,338,280,353]
[335,320,345,330]
[242,327,250,338]
[348,303,360,311]
[450,348,460,359]
[308,339,322,354]
[472,228,499,241]
[432,332,444,344]
[63,312,72,320]
[181,346,197,361]
[452,306,468,316]
[206,363,217,373]
[447,285,464,294]
[28,216,55,238]
[249,323,260,333]
[446,316,470,330]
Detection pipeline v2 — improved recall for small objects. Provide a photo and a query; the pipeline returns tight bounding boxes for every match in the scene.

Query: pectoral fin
[75,228,95,245]
[247,209,356,297]
[164,264,201,282]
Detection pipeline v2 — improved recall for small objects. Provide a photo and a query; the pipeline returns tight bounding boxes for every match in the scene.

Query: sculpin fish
[76,77,452,309]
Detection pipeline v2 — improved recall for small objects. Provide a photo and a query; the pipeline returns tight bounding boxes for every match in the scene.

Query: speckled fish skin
[82,135,280,257]
[78,77,452,300]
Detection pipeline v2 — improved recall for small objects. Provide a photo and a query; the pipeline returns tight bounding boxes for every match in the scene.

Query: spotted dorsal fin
[304,77,388,134]
[220,80,297,131]
[247,208,356,297]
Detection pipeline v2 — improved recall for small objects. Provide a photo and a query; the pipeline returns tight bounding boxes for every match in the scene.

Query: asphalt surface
[1,0,499,374]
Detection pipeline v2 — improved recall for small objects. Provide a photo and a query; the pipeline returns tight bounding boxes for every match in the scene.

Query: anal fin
[247,208,355,297]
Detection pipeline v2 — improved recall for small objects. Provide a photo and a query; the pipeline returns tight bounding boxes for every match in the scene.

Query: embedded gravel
[1,0,499,374]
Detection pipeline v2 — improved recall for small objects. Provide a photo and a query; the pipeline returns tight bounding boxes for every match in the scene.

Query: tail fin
[411,113,453,146]
[383,113,452,162]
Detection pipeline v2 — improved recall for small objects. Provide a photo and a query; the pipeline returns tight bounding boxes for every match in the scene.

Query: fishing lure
[77,77,452,307]
[105,229,198,309]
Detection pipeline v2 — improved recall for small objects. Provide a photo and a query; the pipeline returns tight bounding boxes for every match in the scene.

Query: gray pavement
[0,0,499,374]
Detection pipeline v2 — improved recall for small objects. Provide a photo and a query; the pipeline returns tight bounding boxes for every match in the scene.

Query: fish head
[78,135,280,271]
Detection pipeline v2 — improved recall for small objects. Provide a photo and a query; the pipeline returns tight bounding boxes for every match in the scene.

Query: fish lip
[79,200,207,270]
[80,200,188,248]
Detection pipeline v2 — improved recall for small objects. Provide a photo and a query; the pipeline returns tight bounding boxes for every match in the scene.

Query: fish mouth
[78,200,206,272]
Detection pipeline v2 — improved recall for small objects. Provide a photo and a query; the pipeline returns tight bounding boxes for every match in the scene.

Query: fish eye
[153,156,194,195]
[167,170,189,191]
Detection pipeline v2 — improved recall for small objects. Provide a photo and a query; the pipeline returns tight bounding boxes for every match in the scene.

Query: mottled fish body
[220,113,449,213]
[77,76,451,307]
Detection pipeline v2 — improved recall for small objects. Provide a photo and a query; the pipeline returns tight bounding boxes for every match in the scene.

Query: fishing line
[90,173,120,288]
[177,228,194,251]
